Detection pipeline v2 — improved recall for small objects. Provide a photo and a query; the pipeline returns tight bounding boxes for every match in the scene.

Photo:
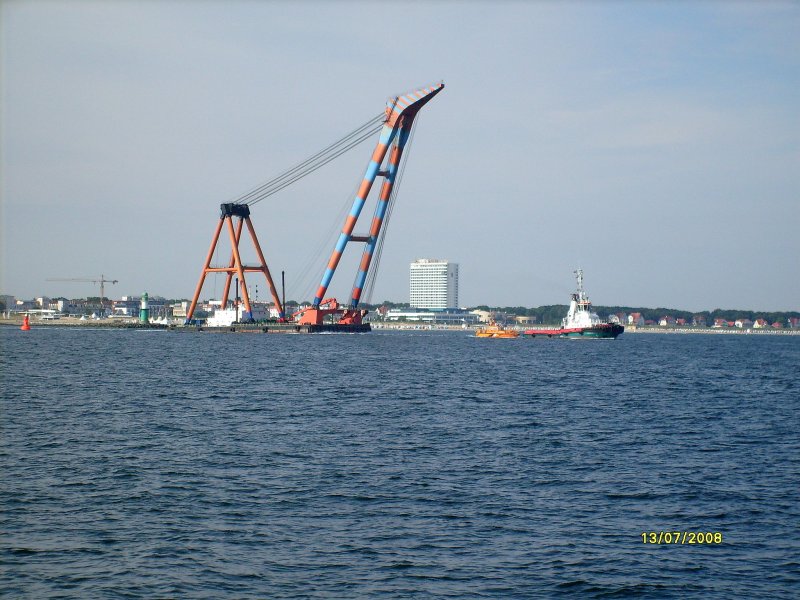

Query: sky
[2,1,798,312]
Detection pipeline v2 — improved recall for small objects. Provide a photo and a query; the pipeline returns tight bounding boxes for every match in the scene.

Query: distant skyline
[2,1,798,312]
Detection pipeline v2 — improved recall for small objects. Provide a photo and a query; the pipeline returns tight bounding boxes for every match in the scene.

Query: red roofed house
[628,313,645,326]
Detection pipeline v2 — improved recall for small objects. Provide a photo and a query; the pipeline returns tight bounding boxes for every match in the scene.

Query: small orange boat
[475,321,519,338]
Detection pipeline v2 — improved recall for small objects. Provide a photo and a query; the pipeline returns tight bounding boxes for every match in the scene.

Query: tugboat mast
[574,269,589,306]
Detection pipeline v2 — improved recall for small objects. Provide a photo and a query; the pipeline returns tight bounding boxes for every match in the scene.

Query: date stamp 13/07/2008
[641,531,723,545]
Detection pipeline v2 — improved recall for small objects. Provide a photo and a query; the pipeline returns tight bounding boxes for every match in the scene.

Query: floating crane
[184,83,444,328]
[298,83,444,326]
[46,275,118,315]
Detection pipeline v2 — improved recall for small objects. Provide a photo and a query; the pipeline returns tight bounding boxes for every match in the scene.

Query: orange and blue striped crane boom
[312,83,444,309]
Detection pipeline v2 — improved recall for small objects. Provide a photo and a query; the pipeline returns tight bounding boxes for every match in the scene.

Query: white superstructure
[562,269,605,329]
[409,259,459,309]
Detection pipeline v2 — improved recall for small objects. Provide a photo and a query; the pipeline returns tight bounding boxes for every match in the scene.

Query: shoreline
[617,326,799,335]
[3,318,798,336]
[371,323,799,335]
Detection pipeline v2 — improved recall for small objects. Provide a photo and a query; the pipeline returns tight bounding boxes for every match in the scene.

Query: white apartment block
[409,259,459,309]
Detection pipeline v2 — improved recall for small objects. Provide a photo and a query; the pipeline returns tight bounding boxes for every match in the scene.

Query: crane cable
[287,178,362,304]
[238,113,385,207]
[246,125,381,206]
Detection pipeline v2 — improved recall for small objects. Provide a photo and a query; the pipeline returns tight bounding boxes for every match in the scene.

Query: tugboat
[524,270,624,339]
[475,320,520,338]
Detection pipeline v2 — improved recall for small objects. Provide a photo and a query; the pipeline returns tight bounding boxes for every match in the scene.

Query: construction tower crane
[46,275,118,315]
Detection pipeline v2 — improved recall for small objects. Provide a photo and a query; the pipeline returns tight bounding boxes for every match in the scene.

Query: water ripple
[1,329,798,597]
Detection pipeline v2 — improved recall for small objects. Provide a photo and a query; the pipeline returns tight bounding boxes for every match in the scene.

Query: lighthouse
[139,292,150,323]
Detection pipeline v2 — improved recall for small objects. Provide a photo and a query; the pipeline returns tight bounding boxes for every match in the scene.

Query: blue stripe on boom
[378,126,396,146]
[354,269,368,292]
[364,161,380,183]
[320,267,335,289]
[348,198,365,218]
[335,232,349,253]
[375,200,389,220]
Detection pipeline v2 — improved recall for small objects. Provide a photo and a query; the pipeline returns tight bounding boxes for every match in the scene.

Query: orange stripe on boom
[343,215,358,233]
[326,250,342,270]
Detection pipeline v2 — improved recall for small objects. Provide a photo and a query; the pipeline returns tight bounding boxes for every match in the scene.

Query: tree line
[469,304,800,325]
[5,297,795,327]
[368,301,799,326]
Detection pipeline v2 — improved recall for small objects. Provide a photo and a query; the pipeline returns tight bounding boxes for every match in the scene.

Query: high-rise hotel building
[409,259,459,309]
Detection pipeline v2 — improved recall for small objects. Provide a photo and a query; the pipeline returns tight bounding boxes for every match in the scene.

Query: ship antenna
[574,269,586,303]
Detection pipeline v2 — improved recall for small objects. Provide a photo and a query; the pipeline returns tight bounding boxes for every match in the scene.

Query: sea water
[1,328,798,598]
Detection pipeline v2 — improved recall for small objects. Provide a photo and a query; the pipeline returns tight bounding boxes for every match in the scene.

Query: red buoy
[20,315,31,331]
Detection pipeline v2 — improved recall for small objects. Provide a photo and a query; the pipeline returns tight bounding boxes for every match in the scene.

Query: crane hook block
[220,203,251,219]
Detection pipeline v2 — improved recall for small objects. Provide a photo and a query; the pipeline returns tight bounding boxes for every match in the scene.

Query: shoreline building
[379,259,472,323]
[409,259,459,309]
